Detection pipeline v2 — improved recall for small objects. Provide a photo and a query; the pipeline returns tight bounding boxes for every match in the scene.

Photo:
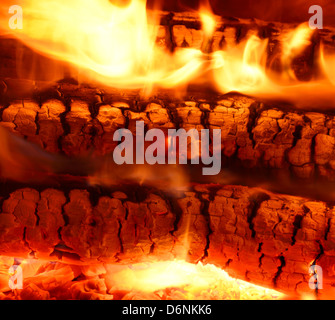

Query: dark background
[2,1,335,26]
[147,0,335,26]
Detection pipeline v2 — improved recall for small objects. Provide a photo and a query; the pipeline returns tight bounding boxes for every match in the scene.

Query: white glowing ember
[103,260,285,300]
[0,256,285,300]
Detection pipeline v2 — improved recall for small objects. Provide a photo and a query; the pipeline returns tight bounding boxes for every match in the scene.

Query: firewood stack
[0,10,335,299]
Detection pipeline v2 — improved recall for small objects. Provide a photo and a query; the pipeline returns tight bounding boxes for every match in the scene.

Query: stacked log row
[0,184,334,296]
[1,90,335,182]
[0,10,335,299]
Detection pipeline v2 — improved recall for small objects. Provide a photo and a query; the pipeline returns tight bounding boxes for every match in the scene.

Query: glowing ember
[104,260,285,300]
[0,0,333,300]
[0,257,284,300]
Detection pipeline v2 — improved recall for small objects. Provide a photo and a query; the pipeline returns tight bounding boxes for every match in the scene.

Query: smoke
[0,125,66,183]
[0,125,189,192]
[0,124,334,201]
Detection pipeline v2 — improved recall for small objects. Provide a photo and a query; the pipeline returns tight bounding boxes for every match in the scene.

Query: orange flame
[212,33,271,93]
[0,256,286,300]
[0,1,335,105]
[199,0,216,39]
[281,23,313,81]
[321,44,335,86]
[0,0,205,93]
[104,260,285,300]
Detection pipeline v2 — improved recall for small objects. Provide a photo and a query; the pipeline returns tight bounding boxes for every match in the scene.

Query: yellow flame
[1,1,335,105]
[200,12,216,38]
[281,23,313,81]
[320,44,335,86]
[105,260,285,299]
[1,0,204,92]
[282,24,313,61]
[0,256,286,300]
[212,33,272,93]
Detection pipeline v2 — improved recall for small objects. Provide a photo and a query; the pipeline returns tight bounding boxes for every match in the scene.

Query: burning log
[0,183,333,296]
[2,87,335,185]
[0,257,284,300]
[1,7,335,94]
[0,1,335,300]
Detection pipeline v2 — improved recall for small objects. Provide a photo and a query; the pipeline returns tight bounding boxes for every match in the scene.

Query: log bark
[1,88,335,185]
[1,10,335,299]
[0,183,334,296]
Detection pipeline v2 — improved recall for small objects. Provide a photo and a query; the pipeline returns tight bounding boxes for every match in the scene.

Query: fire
[199,1,216,40]
[320,44,335,86]
[212,23,316,95]
[281,23,313,81]
[0,0,204,92]
[0,257,285,300]
[200,12,216,38]
[1,0,335,104]
[105,260,285,300]
[212,33,271,93]
[0,0,333,301]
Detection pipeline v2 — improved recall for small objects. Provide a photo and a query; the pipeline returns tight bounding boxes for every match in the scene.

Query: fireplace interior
[0,0,334,300]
